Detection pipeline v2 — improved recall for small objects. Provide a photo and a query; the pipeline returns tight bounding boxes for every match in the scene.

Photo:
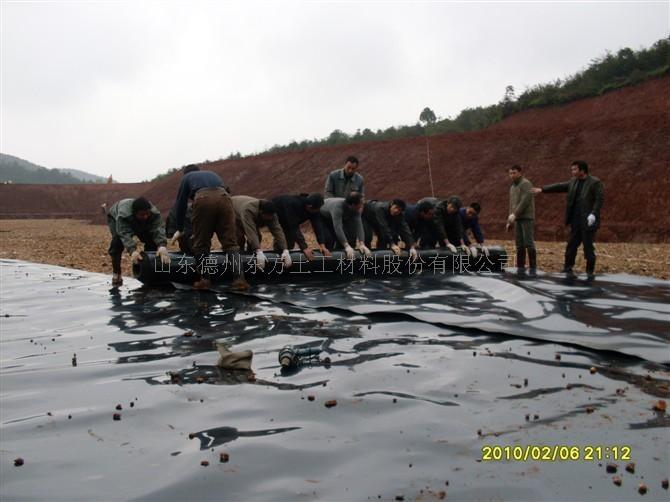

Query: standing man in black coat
[533,160,604,280]
[271,193,331,260]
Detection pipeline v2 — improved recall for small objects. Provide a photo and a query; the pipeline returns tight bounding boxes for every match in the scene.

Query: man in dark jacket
[459,202,490,258]
[362,199,418,260]
[324,156,364,198]
[272,193,330,260]
[405,198,439,248]
[320,192,371,259]
[107,197,169,286]
[171,164,242,289]
[533,160,604,280]
[433,196,471,254]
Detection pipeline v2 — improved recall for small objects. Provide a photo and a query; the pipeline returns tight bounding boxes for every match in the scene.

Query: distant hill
[58,168,107,183]
[0,153,106,184]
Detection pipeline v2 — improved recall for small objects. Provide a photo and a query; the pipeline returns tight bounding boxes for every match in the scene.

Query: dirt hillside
[2,76,669,242]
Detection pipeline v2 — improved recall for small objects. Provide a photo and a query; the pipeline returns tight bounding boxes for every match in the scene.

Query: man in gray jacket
[320,192,371,260]
[107,197,169,286]
[324,156,364,198]
[507,165,536,277]
[533,160,604,280]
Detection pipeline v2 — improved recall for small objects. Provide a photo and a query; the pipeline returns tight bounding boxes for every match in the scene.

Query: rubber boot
[111,254,123,286]
[527,248,537,278]
[516,247,526,278]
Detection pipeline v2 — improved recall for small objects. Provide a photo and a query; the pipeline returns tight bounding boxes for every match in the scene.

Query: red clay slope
[0,183,146,223]
[2,76,669,241]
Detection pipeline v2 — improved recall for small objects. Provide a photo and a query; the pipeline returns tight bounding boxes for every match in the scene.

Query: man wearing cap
[271,193,331,260]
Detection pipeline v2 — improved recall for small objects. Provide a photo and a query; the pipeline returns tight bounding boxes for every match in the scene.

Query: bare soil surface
[1,220,668,280]
[1,77,669,242]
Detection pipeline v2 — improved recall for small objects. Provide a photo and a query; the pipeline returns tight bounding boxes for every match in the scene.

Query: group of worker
[107,155,604,287]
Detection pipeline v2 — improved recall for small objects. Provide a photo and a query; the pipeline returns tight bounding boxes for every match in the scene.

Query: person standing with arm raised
[532,160,604,281]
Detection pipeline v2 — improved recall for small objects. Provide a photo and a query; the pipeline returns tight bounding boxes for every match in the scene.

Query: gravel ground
[1,219,669,280]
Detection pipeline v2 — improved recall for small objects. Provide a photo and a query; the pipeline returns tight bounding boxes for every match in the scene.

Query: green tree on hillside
[419,107,437,125]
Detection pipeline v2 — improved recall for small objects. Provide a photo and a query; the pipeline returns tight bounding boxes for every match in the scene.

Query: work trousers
[565,222,597,273]
[191,188,239,255]
[514,219,535,249]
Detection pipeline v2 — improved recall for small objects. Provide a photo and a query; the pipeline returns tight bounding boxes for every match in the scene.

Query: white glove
[481,245,490,257]
[507,214,516,225]
[390,244,401,255]
[170,230,182,246]
[344,244,355,260]
[461,244,470,255]
[469,246,479,258]
[409,248,418,262]
[157,246,170,265]
[587,213,596,227]
[256,250,268,271]
[131,249,143,264]
[281,249,292,268]
[358,244,372,258]
[447,243,457,254]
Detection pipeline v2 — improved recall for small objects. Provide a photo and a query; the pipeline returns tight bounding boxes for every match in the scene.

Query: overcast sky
[1,1,668,182]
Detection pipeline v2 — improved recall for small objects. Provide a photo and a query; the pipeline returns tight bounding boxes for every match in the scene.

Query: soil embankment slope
[2,77,669,241]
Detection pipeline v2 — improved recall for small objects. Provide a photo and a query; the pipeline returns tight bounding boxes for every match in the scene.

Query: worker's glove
[469,246,479,258]
[358,244,372,258]
[481,245,490,257]
[344,244,355,260]
[507,213,516,225]
[281,249,292,268]
[409,247,418,262]
[170,230,182,246]
[157,246,170,265]
[461,244,470,255]
[256,250,268,271]
[390,244,401,255]
[587,213,596,227]
[131,249,143,264]
[446,243,458,254]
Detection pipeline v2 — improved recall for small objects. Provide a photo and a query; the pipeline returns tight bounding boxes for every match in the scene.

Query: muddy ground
[1,219,668,280]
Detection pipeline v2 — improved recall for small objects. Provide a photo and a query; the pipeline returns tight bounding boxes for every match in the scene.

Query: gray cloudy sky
[1,1,668,182]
